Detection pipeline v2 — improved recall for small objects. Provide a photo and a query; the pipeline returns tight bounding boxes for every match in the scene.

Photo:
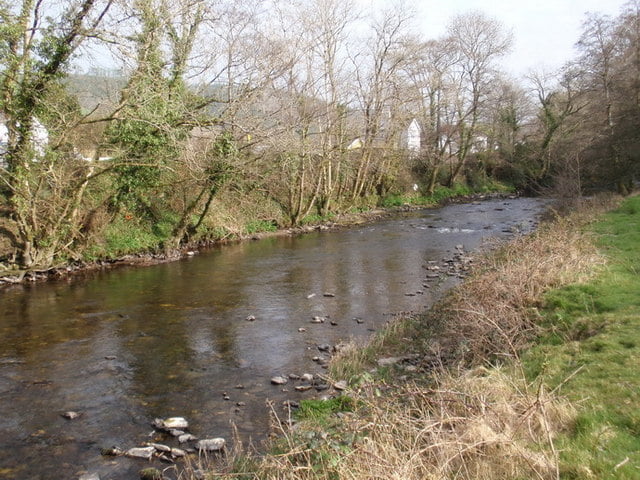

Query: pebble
[100,446,123,456]
[79,474,101,480]
[245,315,256,321]
[333,380,348,391]
[195,438,226,452]
[62,411,80,420]
[153,417,189,431]
[125,446,155,460]
[178,434,197,443]
[171,447,187,458]
[147,443,170,453]
[271,376,288,385]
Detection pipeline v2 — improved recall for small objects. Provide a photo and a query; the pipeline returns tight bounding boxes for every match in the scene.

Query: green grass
[296,396,355,422]
[244,219,278,234]
[523,195,640,479]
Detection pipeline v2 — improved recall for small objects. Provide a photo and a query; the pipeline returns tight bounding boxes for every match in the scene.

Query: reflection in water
[0,198,548,480]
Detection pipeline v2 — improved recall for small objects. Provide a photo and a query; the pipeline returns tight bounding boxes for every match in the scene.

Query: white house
[406,118,422,153]
[0,115,49,169]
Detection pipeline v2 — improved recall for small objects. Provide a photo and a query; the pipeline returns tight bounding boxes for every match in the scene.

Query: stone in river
[295,385,312,392]
[100,446,123,456]
[152,417,189,431]
[310,316,325,324]
[126,446,156,460]
[62,411,80,420]
[195,438,226,452]
[301,373,314,382]
[323,292,336,297]
[170,447,187,458]
[147,443,170,453]
[178,434,197,443]
[79,473,101,480]
[317,344,331,352]
[271,376,288,385]
[245,315,256,321]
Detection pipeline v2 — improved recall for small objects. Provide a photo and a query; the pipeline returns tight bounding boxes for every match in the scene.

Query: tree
[0,0,113,268]
[443,11,512,186]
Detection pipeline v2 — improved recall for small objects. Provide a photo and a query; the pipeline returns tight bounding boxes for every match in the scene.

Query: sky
[408,0,630,77]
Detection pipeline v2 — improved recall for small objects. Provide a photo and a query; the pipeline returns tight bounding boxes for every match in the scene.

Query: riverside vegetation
[183,194,639,480]
[2,1,639,273]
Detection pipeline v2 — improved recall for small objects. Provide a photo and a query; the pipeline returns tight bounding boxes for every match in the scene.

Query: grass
[522,195,640,479]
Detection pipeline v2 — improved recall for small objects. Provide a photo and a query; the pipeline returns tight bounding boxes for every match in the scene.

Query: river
[0,197,548,480]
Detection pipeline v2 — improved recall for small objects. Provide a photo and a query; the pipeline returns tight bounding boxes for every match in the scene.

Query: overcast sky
[406,0,629,77]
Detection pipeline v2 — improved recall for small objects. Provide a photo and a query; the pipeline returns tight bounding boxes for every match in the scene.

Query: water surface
[0,197,548,479]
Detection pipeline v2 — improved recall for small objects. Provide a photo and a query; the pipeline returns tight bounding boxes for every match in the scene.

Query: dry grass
[231,367,575,480]
[431,198,610,366]
[334,368,574,480]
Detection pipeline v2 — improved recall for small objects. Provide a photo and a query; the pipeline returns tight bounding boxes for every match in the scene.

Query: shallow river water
[0,197,549,479]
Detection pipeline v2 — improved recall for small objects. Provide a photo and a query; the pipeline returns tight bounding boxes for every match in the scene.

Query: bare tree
[444,11,512,186]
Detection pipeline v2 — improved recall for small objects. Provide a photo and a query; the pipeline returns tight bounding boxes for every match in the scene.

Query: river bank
[0,192,516,288]
[207,193,639,480]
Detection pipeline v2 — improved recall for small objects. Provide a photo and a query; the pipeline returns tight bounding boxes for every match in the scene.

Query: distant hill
[64,73,127,114]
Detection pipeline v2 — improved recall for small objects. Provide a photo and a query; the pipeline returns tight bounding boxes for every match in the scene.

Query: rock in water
[152,417,189,431]
[195,438,226,452]
[100,446,123,456]
[79,473,101,480]
[126,446,156,460]
[178,433,198,443]
[270,376,288,385]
